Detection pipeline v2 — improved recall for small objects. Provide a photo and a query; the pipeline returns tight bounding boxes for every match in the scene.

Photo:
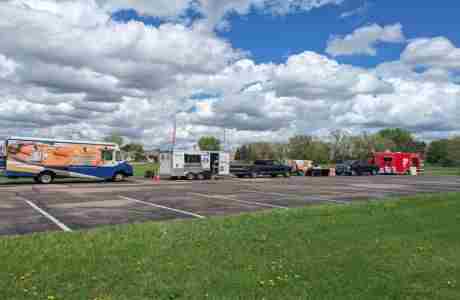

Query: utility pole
[223,128,226,151]
[171,113,177,151]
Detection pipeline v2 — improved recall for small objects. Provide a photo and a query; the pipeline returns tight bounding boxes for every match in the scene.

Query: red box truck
[370,152,423,175]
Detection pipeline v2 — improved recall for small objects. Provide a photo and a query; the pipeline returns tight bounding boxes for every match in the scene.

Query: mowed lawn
[424,164,460,176]
[132,162,159,177]
[1,193,460,300]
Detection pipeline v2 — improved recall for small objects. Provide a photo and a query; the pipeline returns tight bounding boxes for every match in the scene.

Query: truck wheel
[37,172,54,184]
[113,172,125,182]
[186,173,195,180]
[197,173,205,180]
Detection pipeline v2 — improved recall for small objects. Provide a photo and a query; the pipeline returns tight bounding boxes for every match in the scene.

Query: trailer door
[160,152,172,175]
[0,140,5,171]
[219,152,230,175]
[173,152,185,169]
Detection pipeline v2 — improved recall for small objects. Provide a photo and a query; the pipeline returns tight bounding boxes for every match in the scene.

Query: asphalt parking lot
[1,175,460,236]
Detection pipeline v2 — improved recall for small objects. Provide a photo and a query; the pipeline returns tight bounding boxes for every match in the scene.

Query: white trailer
[160,150,230,180]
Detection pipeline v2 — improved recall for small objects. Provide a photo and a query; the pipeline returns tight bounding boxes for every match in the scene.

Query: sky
[0,0,459,148]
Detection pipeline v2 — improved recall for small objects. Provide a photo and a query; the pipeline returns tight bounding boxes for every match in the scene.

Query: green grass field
[132,162,159,177]
[1,193,460,300]
[424,164,460,176]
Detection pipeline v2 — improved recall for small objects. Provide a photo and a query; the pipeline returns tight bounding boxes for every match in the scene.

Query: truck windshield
[0,141,5,156]
[115,151,123,162]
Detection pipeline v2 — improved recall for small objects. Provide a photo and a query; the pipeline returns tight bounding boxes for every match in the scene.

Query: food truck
[160,150,230,180]
[370,152,424,175]
[0,137,133,184]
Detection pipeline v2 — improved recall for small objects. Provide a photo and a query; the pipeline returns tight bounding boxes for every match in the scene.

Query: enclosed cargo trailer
[160,150,230,180]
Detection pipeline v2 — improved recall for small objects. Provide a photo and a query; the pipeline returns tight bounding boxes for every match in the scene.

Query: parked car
[230,160,291,178]
[335,160,379,176]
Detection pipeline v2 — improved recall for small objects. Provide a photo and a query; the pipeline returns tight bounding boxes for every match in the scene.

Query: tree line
[104,129,460,166]
[232,129,460,167]
[232,128,428,164]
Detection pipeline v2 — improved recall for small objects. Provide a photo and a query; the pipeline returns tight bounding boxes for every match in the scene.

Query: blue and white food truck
[0,137,133,184]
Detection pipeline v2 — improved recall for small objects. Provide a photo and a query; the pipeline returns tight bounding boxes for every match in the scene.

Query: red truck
[370,152,423,175]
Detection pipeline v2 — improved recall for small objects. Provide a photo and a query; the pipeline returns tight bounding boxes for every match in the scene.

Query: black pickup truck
[335,160,379,176]
[230,160,291,178]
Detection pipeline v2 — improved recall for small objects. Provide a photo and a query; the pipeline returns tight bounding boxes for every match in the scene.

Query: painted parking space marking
[190,192,289,209]
[119,196,206,219]
[17,196,72,232]
[240,189,351,205]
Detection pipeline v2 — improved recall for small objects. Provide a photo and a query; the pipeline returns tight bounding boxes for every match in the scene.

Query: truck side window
[185,154,201,164]
[102,150,114,161]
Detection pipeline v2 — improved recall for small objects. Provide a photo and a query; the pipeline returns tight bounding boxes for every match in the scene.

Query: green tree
[104,133,124,146]
[351,133,392,159]
[329,129,354,162]
[377,128,415,152]
[239,145,250,161]
[121,143,145,162]
[121,143,144,153]
[426,139,449,165]
[288,135,330,164]
[234,147,241,161]
[247,143,276,161]
[446,137,460,166]
[198,136,221,151]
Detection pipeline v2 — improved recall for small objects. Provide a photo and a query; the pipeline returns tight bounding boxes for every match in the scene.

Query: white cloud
[0,54,18,78]
[98,0,192,19]
[326,23,405,57]
[340,1,371,19]
[271,51,393,99]
[98,0,344,29]
[401,36,460,71]
[0,0,459,147]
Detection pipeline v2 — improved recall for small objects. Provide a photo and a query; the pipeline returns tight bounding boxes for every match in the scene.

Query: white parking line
[18,197,72,232]
[240,190,350,205]
[119,196,206,219]
[190,192,288,209]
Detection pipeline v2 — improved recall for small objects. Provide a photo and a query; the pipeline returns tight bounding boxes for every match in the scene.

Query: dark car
[336,160,379,176]
[230,160,291,178]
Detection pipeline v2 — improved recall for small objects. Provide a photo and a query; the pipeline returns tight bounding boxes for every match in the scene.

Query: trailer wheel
[37,172,54,184]
[186,173,195,180]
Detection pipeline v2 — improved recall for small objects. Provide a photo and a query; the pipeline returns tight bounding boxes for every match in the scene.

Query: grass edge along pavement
[1,193,460,300]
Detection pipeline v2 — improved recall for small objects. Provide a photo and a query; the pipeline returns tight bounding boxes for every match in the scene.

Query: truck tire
[197,173,205,180]
[113,172,125,182]
[37,172,54,184]
[186,173,195,180]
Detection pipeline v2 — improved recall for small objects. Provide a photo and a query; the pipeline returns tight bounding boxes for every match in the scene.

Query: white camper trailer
[160,150,230,180]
